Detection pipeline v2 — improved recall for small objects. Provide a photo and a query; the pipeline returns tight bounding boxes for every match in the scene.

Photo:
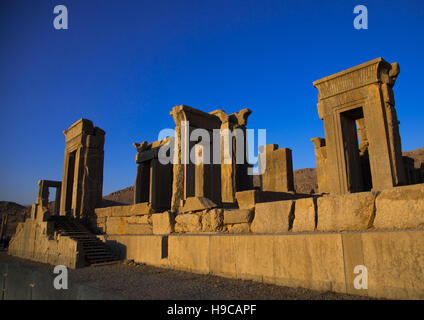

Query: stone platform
[100,230,424,300]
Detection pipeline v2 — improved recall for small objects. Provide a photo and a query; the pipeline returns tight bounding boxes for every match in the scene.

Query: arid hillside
[0,201,30,240]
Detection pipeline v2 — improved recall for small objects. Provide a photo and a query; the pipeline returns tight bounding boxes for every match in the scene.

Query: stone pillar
[170,105,222,211]
[311,137,329,194]
[211,108,252,204]
[59,119,105,219]
[234,109,253,193]
[259,144,294,192]
[313,58,407,194]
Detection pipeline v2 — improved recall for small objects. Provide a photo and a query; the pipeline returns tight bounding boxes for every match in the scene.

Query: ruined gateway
[8,58,424,299]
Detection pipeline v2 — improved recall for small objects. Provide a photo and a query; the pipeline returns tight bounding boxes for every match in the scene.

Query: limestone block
[292,198,317,232]
[209,235,236,277]
[125,224,153,235]
[94,207,112,218]
[235,189,309,210]
[361,230,424,299]
[105,217,127,234]
[201,208,223,232]
[223,209,254,225]
[235,190,257,210]
[110,205,132,217]
[317,192,376,232]
[103,234,167,265]
[127,215,151,225]
[373,183,424,230]
[228,223,250,233]
[251,200,294,233]
[175,214,202,233]
[180,196,217,213]
[8,219,83,269]
[259,145,294,192]
[168,235,210,273]
[95,216,107,224]
[129,202,153,215]
[151,211,174,234]
[270,233,346,292]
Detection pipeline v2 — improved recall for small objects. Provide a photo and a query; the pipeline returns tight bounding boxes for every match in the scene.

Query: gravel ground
[0,252,370,300]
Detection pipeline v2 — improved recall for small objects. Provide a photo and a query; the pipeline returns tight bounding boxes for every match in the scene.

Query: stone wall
[100,231,424,299]
[8,219,84,269]
[93,183,424,236]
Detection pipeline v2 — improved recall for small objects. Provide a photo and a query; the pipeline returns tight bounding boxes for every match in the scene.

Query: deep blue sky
[1,0,423,205]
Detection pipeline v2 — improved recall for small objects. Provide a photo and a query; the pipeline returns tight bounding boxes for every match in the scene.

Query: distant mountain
[0,201,30,240]
[403,147,424,165]
[103,186,134,206]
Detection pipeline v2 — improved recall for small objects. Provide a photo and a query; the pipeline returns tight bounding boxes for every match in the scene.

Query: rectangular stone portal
[59,119,105,219]
[133,139,173,212]
[312,58,406,194]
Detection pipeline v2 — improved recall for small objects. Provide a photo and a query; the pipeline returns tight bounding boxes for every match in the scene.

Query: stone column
[311,137,329,193]
[259,144,294,192]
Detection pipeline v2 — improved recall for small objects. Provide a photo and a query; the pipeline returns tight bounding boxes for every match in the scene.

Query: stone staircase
[51,216,120,266]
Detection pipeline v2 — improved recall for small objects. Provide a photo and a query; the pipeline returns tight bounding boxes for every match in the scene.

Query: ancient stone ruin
[8,58,424,299]
[312,58,406,194]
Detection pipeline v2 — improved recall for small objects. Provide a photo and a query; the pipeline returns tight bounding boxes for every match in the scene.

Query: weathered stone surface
[292,198,317,232]
[129,202,154,215]
[125,224,153,235]
[127,215,151,225]
[151,211,174,234]
[223,209,253,225]
[235,189,310,210]
[175,213,202,233]
[103,234,167,266]
[317,192,376,232]
[8,220,83,269]
[201,208,223,232]
[94,207,112,218]
[259,145,294,193]
[228,223,250,233]
[100,230,424,299]
[360,230,424,299]
[251,200,294,233]
[105,217,127,234]
[168,235,210,273]
[373,183,424,230]
[235,190,257,210]
[110,205,132,217]
[311,137,329,193]
[96,204,152,218]
[180,196,217,213]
